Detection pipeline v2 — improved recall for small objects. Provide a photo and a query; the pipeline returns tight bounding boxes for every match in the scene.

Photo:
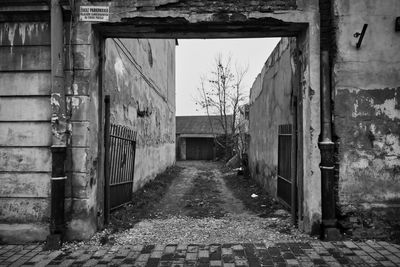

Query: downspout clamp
[45,0,67,250]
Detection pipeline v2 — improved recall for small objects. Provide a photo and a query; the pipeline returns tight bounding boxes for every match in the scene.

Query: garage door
[186,138,214,160]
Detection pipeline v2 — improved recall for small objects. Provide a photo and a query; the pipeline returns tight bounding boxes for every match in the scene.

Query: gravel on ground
[62,161,316,251]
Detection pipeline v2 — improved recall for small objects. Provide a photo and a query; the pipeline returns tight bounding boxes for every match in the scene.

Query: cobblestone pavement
[1,241,399,266]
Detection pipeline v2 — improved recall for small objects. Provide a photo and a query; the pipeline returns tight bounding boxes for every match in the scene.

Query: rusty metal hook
[354,24,368,49]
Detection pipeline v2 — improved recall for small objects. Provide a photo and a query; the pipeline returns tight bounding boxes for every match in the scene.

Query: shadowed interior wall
[248,38,295,198]
[104,38,176,192]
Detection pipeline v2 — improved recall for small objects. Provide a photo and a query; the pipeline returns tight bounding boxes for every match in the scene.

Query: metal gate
[104,96,137,222]
[277,124,293,207]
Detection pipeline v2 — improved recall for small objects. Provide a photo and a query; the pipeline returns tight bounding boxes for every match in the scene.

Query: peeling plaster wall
[249,38,295,198]
[63,20,101,241]
[0,21,52,243]
[104,38,176,192]
[333,1,400,212]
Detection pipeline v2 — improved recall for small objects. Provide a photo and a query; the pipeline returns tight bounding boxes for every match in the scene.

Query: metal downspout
[46,0,67,249]
[319,1,341,240]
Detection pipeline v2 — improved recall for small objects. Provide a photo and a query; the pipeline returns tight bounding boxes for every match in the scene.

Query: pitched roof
[176,115,232,135]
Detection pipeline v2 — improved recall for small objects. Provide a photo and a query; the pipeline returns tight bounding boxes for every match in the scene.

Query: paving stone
[360,245,377,253]
[198,249,209,259]
[53,258,75,267]
[133,261,147,267]
[164,245,176,254]
[380,261,396,267]
[210,260,222,266]
[127,251,141,260]
[141,245,154,254]
[386,254,400,264]
[176,244,187,251]
[75,253,92,262]
[385,246,400,254]
[7,253,23,262]
[322,256,337,262]
[185,252,197,261]
[186,245,198,253]
[378,249,394,256]
[343,241,359,249]
[232,245,244,251]
[222,248,233,255]
[122,257,137,264]
[82,258,99,266]
[2,241,400,267]
[115,249,131,258]
[321,242,336,249]
[339,247,356,255]
[282,252,296,259]
[132,245,144,252]
[154,244,165,251]
[234,258,248,267]
[326,262,342,267]
[359,255,378,264]
[158,260,172,267]
[285,259,299,266]
[254,243,266,250]
[9,258,31,267]
[136,253,150,262]
[369,252,386,261]
[183,260,196,267]
[267,247,280,257]
[222,253,234,263]
[150,250,163,258]
[299,262,314,267]
[365,241,381,247]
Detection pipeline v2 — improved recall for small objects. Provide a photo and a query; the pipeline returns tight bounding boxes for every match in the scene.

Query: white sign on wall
[79,6,110,22]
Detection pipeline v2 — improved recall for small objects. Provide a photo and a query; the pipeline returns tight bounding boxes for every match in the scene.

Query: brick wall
[155,0,297,12]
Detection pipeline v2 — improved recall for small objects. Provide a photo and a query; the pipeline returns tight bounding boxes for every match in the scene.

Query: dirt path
[88,161,315,246]
[152,161,247,218]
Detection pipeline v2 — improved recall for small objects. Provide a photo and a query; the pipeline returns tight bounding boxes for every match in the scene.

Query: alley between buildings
[93,161,312,246]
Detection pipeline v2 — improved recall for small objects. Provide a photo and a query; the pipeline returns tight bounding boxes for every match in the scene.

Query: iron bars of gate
[108,124,137,211]
[104,96,137,224]
[277,124,293,208]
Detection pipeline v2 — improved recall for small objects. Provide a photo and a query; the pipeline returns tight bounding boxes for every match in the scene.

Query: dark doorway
[186,138,214,160]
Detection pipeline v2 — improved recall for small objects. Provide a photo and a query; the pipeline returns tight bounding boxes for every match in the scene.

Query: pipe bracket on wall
[353,24,368,49]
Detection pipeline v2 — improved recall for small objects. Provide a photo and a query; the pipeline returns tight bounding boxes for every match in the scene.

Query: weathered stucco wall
[249,38,295,197]
[104,38,176,192]
[63,20,101,241]
[0,21,52,243]
[333,1,400,212]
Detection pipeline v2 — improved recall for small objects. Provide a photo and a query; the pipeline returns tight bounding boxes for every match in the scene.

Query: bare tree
[195,54,248,158]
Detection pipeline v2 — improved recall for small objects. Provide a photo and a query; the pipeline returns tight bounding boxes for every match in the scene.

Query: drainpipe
[319,51,340,240]
[319,0,341,241]
[46,0,67,249]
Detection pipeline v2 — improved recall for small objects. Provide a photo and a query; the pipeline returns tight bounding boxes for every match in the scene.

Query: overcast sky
[175,38,280,116]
